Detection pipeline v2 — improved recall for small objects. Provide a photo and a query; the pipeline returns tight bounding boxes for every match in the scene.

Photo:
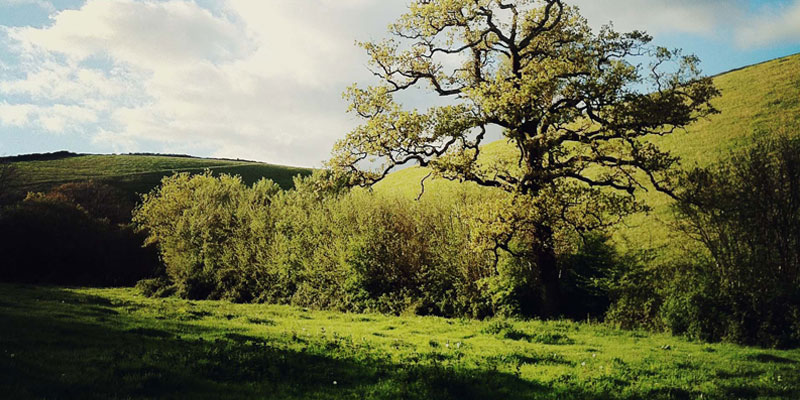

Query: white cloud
[0,59,143,106]
[572,0,800,50]
[0,102,97,132]
[736,1,800,48]
[10,0,250,67]
[0,0,407,166]
[570,0,742,36]
[0,103,35,127]
[39,104,98,132]
[1,0,797,166]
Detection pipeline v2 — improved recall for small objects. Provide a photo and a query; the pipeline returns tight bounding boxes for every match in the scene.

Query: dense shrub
[135,171,599,318]
[0,193,160,286]
[603,135,800,347]
[270,185,509,317]
[564,236,668,330]
[47,181,134,224]
[558,234,619,321]
[133,172,281,301]
[668,135,800,347]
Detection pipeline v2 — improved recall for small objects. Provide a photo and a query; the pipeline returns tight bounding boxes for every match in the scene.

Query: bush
[670,135,800,347]
[579,239,667,331]
[47,181,134,224]
[237,176,500,317]
[135,277,176,298]
[134,170,624,319]
[0,193,160,286]
[136,171,590,318]
[558,234,618,321]
[133,172,281,301]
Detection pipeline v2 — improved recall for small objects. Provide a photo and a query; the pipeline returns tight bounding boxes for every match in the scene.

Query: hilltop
[5,151,313,199]
[374,53,800,254]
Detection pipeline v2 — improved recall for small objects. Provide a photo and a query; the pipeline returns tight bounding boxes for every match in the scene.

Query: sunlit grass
[1,284,798,399]
[12,154,312,195]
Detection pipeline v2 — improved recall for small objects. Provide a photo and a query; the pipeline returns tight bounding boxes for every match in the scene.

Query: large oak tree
[330,0,718,316]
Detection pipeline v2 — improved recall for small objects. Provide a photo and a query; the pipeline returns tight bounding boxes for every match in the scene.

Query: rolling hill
[4,151,313,200]
[374,53,800,255]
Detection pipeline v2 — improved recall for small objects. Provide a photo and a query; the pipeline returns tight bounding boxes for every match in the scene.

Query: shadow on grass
[1,286,798,400]
[0,286,559,400]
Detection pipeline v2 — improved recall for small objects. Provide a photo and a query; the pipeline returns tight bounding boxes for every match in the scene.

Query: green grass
[10,154,313,196]
[375,53,800,255]
[1,284,798,399]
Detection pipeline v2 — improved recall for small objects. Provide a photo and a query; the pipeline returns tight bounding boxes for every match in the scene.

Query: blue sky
[0,0,799,167]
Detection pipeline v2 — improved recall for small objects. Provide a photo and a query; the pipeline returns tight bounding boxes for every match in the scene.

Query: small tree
[673,135,800,346]
[330,0,718,316]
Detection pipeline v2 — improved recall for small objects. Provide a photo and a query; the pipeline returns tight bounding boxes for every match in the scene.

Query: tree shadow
[2,286,798,400]
[0,287,600,400]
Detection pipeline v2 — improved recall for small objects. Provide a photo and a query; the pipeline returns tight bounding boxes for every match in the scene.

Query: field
[375,53,800,254]
[8,153,313,197]
[1,284,798,400]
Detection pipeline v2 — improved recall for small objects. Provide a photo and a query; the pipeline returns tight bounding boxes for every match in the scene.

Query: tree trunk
[535,225,561,318]
[536,245,561,318]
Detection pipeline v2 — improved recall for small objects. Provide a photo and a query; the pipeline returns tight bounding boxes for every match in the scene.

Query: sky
[0,0,799,167]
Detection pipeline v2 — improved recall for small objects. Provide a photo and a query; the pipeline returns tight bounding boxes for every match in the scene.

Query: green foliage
[134,172,282,301]
[331,0,717,318]
[333,1,717,196]
[557,234,617,320]
[136,171,614,318]
[135,277,176,298]
[668,135,800,347]
[47,180,134,224]
[375,53,800,259]
[599,134,800,347]
[0,192,160,286]
[576,239,666,331]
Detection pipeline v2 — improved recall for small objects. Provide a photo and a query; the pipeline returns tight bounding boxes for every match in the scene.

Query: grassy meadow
[1,284,798,400]
[9,153,312,197]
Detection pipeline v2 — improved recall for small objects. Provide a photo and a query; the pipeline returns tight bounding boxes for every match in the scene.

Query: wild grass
[10,154,312,196]
[1,284,797,399]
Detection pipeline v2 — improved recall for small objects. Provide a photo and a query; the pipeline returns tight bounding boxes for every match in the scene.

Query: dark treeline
[0,180,161,287]
[0,151,81,163]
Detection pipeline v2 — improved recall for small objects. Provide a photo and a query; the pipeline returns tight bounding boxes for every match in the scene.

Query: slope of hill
[375,53,800,254]
[7,152,313,199]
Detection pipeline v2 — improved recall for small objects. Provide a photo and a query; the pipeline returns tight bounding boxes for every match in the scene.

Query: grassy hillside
[375,53,800,253]
[8,153,313,198]
[1,283,798,399]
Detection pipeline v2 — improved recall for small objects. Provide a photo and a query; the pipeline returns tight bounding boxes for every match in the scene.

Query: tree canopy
[329,0,719,317]
[330,0,718,199]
